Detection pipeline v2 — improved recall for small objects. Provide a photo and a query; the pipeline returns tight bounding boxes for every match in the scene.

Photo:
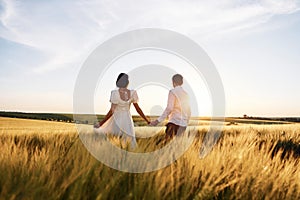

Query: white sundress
[94,89,139,147]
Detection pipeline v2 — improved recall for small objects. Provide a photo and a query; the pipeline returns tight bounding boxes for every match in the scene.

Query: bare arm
[133,103,150,124]
[96,104,116,127]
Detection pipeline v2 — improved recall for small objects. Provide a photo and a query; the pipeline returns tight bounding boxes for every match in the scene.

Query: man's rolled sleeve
[157,91,175,122]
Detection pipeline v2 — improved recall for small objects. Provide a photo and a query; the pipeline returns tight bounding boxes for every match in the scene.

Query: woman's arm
[133,103,150,124]
[95,104,116,127]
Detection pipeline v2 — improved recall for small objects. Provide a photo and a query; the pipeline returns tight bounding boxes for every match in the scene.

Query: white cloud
[0,0,299,73]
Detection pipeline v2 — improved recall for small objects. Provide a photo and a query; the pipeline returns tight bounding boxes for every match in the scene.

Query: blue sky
[0,0,300,116]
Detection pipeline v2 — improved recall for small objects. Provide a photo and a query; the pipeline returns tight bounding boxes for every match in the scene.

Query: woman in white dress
[94,73,150,148]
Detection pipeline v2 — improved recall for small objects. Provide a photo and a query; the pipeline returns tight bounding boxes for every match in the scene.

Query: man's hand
[150,120,159,126]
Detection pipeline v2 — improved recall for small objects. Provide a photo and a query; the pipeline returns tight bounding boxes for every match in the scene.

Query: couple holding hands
[94,73,191,148]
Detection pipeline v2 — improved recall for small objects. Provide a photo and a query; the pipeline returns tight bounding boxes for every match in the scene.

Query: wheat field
[0,117,300,200]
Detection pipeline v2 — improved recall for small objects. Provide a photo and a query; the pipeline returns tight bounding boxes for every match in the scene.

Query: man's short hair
[172,74,183,85]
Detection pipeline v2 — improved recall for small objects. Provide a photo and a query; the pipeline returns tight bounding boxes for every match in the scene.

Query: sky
[0,0,300,117]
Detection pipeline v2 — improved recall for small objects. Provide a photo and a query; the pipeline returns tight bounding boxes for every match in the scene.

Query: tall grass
[0,117,300,199]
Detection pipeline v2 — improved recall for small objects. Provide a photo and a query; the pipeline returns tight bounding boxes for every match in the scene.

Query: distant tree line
[3,111,298,124]
[0,111,149,125]
[242,114,300,122]
[0,111,73,123]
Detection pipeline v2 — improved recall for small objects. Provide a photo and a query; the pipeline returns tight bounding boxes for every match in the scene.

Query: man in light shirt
[150,74,191,141]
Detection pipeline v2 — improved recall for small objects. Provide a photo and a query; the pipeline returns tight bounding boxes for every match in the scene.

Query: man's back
[169,86,191,126]
[157,86,191,127]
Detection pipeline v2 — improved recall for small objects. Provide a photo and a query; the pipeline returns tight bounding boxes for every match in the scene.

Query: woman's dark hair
[116,73,129,88]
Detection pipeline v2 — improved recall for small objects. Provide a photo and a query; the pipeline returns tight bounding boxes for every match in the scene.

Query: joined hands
[150,120,159,126]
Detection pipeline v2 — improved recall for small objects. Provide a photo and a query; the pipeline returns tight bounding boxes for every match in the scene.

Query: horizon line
[0,110,299,118]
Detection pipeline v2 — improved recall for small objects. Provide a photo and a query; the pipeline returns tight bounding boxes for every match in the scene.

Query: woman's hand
[150,120,159,126]
[94,104,115,129]
[94,123,100,128]
[143,116,151,125]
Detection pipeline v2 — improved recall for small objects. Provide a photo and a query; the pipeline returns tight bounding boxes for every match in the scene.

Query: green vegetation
[1,111,299,126]
[0,111,74,122]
